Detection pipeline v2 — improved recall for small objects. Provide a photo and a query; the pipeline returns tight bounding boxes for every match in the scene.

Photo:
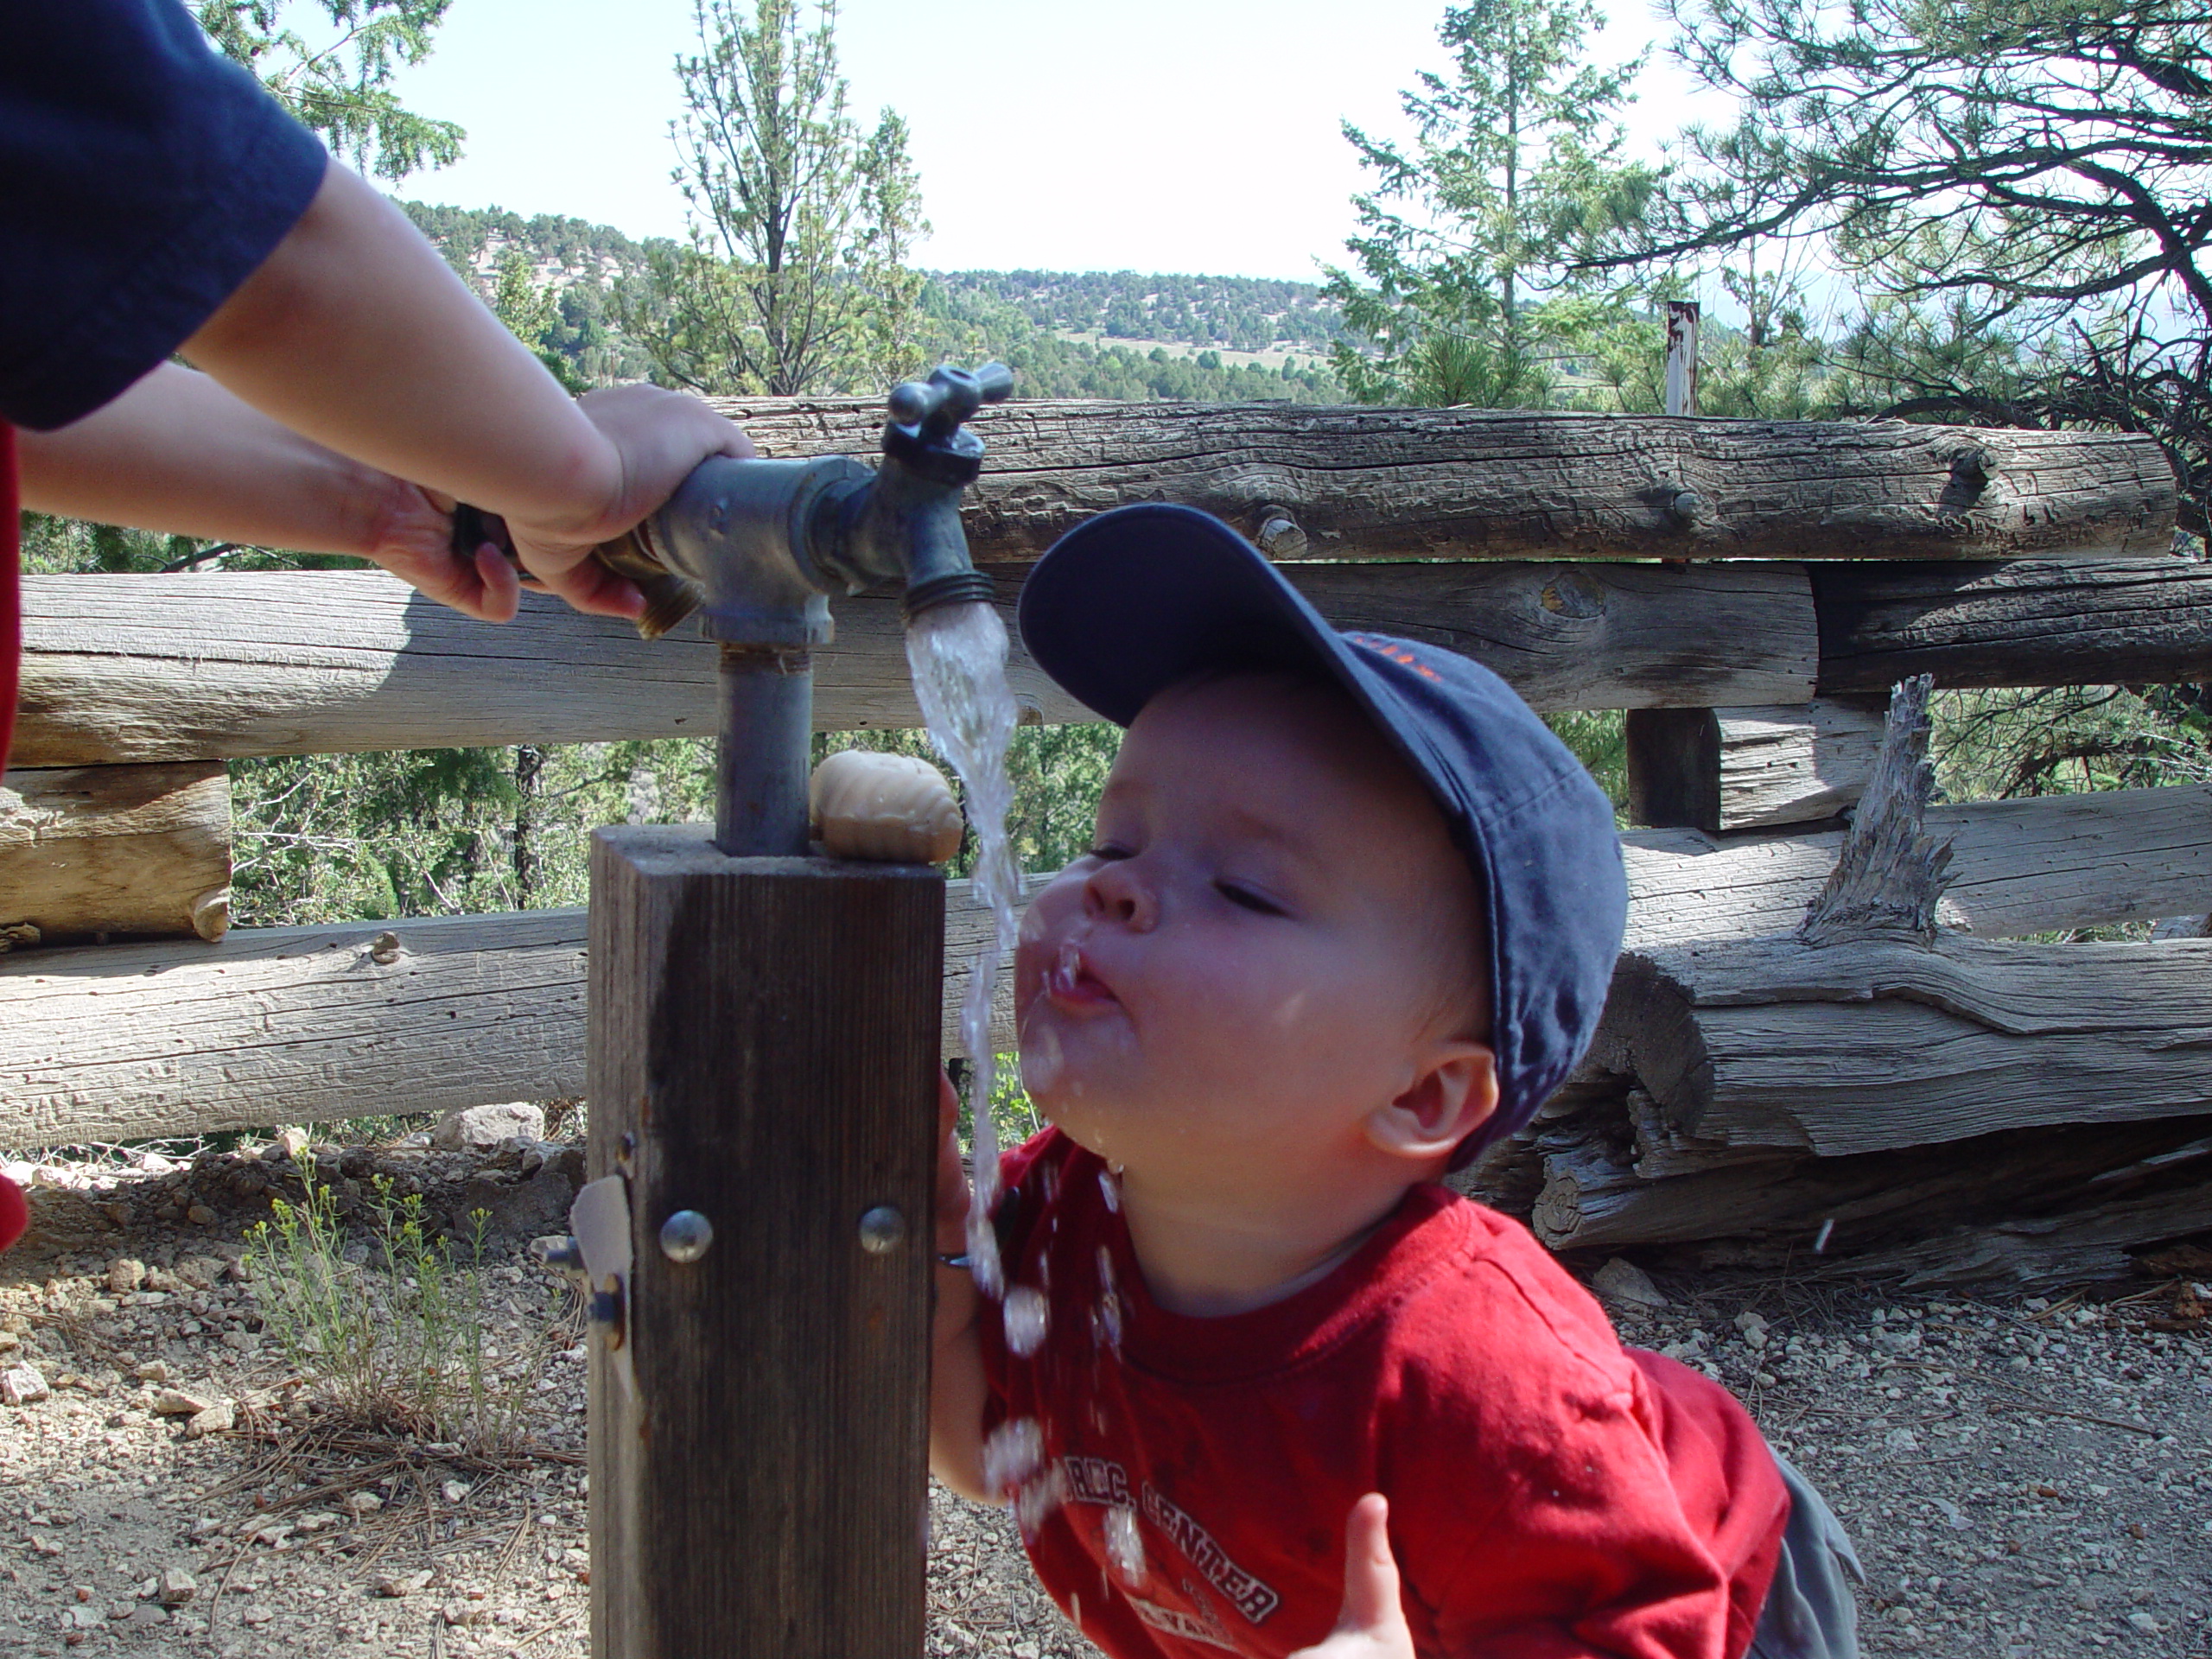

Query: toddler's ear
[1365,1042,1497,1166]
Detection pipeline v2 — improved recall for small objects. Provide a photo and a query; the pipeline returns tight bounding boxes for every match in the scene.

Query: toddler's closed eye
[1216,882,1287,917]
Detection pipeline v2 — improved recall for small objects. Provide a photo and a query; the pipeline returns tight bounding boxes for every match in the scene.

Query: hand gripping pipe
[579,362,1013,855]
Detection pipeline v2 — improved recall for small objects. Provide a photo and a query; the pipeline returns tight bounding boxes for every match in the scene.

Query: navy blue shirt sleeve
[1,0,329,429]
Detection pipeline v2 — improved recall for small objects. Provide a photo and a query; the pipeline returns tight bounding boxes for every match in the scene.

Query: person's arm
[930,1075,994,1500]
[16,362,524,618]
[179,161,753,619]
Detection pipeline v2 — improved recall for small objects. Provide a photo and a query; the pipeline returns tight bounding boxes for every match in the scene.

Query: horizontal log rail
[15,564,1815,765]
[10,783,2205,1147]
[714,398,2177,563]
[22,554,2212,767]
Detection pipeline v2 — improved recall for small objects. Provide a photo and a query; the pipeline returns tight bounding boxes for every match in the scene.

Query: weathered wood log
[1583,934,2212,1160]
[0,764,230,943]
[14,563,1815,765]
[588,832,935,1659]
[1624,783,2212,945]
[1625,698,1887,832]
[1815,558,2212,692]
[1827,1173,2212,1290]
[0,877,1038,1147]
[711,398,2177,562]
[1496,1097,2212,1257]
[1796,675,1950,946]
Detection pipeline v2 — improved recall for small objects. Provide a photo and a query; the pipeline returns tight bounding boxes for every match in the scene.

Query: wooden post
[1665,302,1700,417]
[588,826,943,1659]
[1624,698,1889,832]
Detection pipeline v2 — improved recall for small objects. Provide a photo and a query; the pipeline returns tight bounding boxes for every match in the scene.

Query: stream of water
[906,601,1023,1300]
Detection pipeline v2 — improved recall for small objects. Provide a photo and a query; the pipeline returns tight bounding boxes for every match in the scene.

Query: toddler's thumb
[1332,1494,1408,1643]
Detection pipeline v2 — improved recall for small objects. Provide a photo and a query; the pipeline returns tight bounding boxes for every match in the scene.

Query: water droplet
[1105,1505,1146,1585]
[1003,1286,1049,1357]
[1097,1170,1120,1213]
[982,1417,1043,1496]
[1013,1462,1069,1537]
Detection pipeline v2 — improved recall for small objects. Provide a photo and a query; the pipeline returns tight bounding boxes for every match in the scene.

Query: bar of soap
[809,751,964,864]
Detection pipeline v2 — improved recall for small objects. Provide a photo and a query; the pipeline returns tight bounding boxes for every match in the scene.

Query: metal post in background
[1666,300,1701,417]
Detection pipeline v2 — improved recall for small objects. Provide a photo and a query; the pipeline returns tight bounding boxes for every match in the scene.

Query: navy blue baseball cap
[1016,503,1629,1166]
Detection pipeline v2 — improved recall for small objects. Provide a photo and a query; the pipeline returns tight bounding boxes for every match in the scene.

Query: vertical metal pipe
[715,644,813,856]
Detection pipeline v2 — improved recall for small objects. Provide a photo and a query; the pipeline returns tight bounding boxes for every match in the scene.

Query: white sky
[385,0,1713,283]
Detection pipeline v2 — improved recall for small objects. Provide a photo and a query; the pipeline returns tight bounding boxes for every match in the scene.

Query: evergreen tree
[1580,0,2212,536]
[195,0,465,181]
[1325,0,1655,407]
[618,0,929,396]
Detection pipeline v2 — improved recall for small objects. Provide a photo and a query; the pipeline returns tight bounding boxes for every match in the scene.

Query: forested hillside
[393,201,1342,404]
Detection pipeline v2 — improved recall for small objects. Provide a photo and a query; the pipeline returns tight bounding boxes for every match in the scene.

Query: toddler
[928,504,1861,1659]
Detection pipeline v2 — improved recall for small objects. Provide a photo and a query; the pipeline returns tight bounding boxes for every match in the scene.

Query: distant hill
[395,200,1344,404]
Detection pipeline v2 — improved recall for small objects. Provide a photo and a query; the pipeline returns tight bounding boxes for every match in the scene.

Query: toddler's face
[1013,671,1482,1186]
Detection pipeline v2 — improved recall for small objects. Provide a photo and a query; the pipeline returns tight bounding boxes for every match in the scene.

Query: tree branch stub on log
[707,398,2177,563]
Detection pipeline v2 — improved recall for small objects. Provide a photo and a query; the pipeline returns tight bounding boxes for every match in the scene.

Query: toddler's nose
[1083,856,1156,931]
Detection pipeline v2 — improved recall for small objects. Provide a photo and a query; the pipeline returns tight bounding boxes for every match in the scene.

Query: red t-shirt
[977,1130,1789,1659]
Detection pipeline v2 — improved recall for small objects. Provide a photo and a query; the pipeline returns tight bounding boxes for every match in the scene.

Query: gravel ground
[2,1140,2209,1657]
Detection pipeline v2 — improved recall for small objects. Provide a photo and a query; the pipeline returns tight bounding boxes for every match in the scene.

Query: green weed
[245,1154,554,1452]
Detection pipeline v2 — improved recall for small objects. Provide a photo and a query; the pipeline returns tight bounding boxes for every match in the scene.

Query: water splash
[982,1416,1044,1496]
[1105,1505,1147,1585]
[906,601,1022,1300]
[1003,1285,1050,1357]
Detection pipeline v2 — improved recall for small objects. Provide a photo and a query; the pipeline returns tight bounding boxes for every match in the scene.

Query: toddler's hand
[1287,1496,1414,1659]
[936,1073,971,1255]
[501,384,755,619]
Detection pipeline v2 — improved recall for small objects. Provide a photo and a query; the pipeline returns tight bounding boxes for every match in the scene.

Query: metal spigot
[592,361,1014,645]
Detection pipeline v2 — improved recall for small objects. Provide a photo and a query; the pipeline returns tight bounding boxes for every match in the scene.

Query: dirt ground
[3,1137,2210,1658]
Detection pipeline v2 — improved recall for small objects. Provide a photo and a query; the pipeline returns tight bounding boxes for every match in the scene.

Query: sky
[385,0,1712,283]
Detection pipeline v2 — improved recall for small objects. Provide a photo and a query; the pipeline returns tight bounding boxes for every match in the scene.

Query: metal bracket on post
[570,1174,638,1402]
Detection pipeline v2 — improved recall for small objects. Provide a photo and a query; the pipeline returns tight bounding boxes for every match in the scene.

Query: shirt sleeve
[0,0,329,429]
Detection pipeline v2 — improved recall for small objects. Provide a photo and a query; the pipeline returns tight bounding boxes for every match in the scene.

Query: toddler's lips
[1043,939,1118,1012]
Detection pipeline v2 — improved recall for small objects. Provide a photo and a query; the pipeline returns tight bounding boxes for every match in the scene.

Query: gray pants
[1745,1453,1865,1659]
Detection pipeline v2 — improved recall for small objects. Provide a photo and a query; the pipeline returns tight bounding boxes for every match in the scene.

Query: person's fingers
[515,542,645,620]
[472,543,521,624]
[1332,1495,1407,1643]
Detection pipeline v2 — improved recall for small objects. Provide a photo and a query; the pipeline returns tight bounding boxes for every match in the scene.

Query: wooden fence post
[587,827,942,1659]
[1665,302,1701,418]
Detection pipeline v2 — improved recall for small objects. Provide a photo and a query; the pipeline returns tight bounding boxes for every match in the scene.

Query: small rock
[133,1360,171,1384]
[268,1127,309,1161]
[105,1259,147,1295]
[376,1571,434,1599]
[344,1491,384,1516]
[293,1511,340,1535]
[239,1604,273,1626]
[2127,1611,2163,1635]
[152,1388,213,1416]
[442,1479,471,1504]
[66,1605,104,1630]
[157,1567,196,1607]
[1884,1427,1918,1451]
[188,1518,223,1541]
[2,1363,51,1405]
[126,1605,169,1630]
[184,1400,235,1438]
[1590,1257,1668,1311]
[433,1101,545,1149]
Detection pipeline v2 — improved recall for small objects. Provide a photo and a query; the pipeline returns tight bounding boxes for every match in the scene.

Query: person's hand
[359,476,526,622]
[1287,1496,1415,1659]
[499,384,756,620]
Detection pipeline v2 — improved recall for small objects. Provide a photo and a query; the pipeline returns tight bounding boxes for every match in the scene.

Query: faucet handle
[886,362,1012,439]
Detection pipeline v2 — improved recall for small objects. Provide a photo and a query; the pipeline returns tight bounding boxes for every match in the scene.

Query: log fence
[5,397,2209,1286]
